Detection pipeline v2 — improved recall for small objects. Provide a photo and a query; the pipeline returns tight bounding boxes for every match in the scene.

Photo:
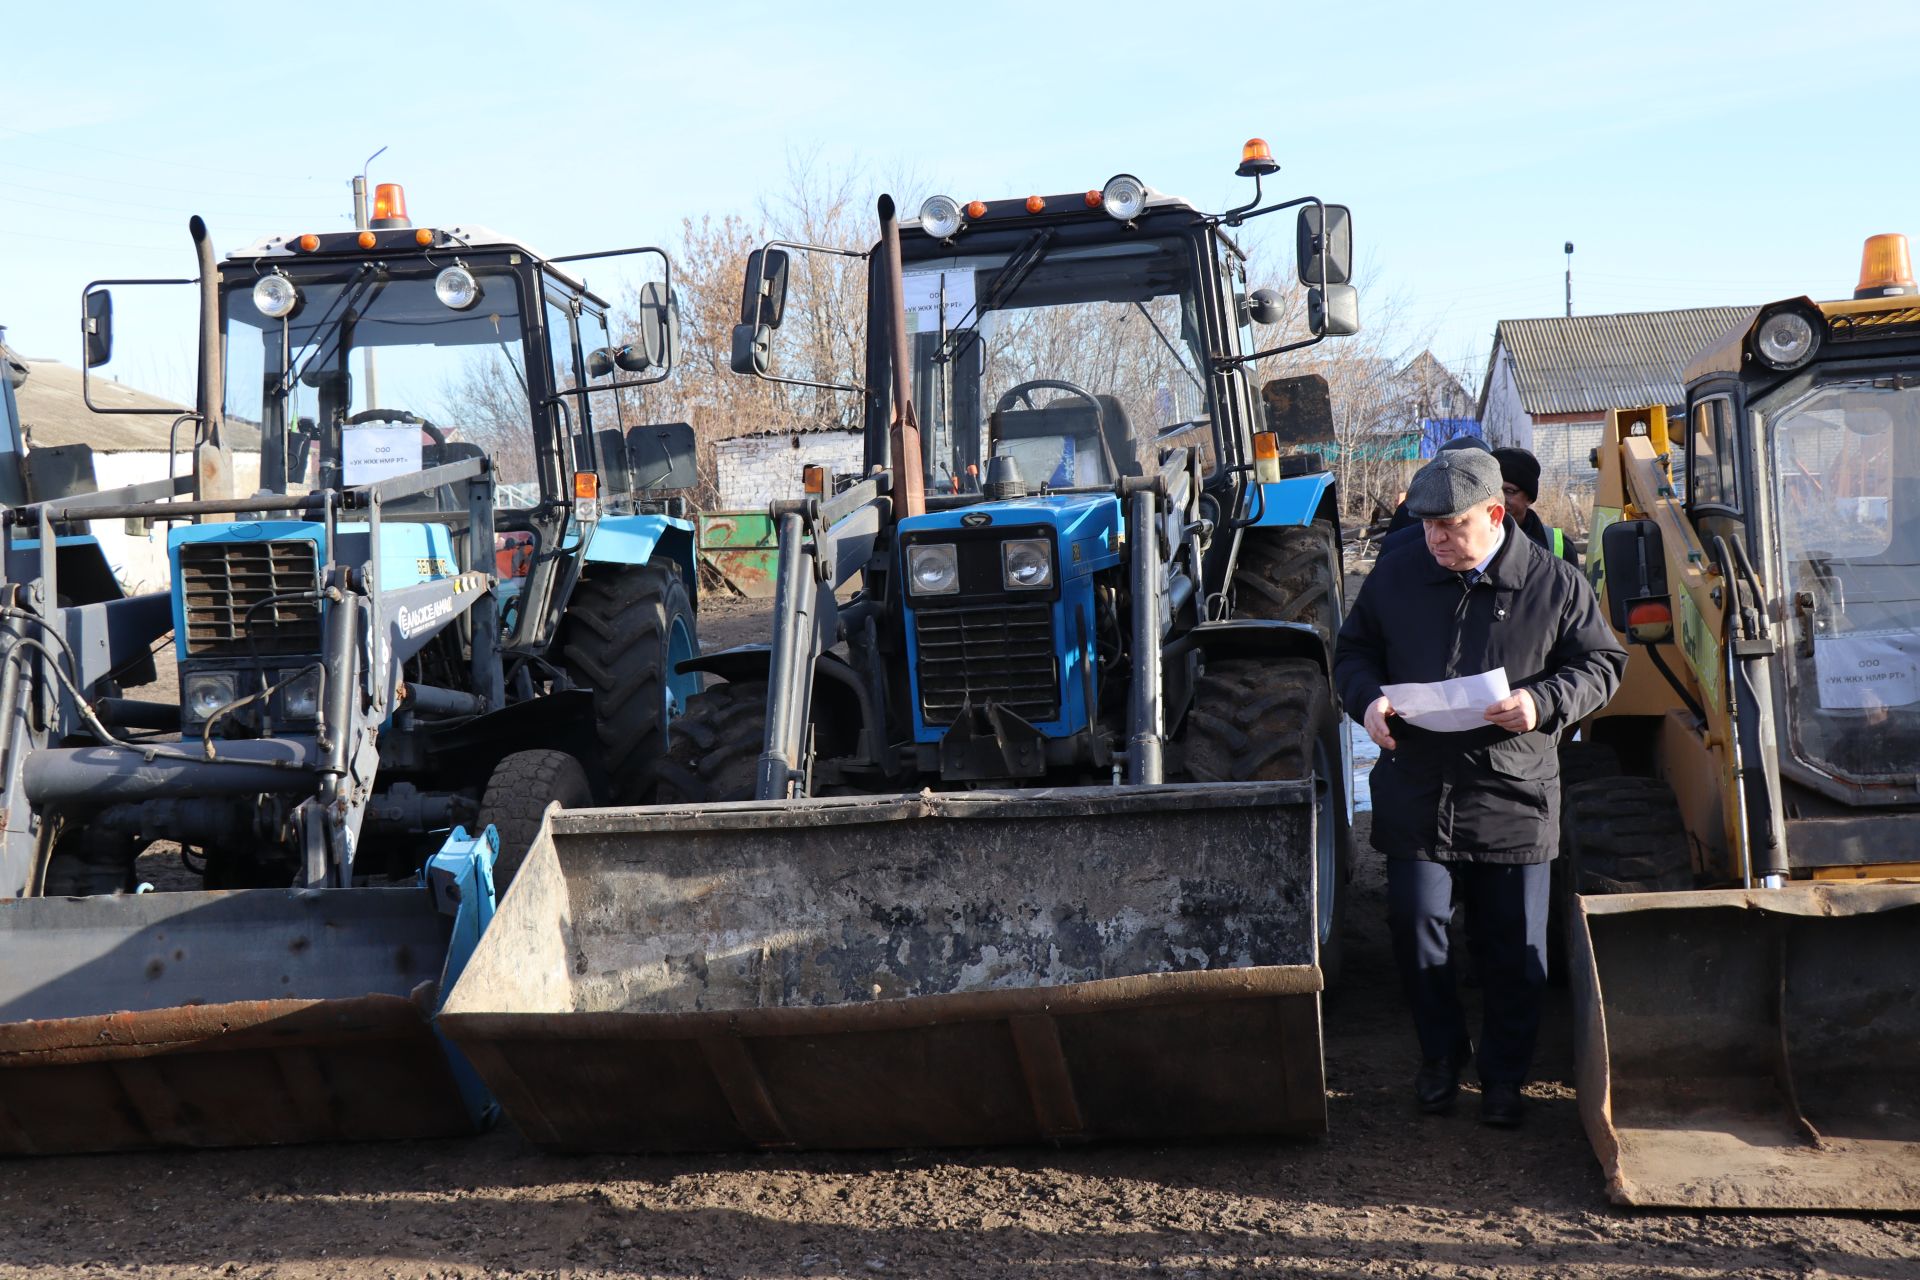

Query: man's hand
[1364,695,1397,750]
[1484,690,1538,734]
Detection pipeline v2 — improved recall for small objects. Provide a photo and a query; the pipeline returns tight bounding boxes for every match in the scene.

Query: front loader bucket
[440,781,1325,1153]
[1572,882,1920,1209]
[0,887,486,1155]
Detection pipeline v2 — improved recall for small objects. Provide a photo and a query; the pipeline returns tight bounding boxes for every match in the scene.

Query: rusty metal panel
[0,888,480,1154]
[1572,882,1920,1209]
[441,782,1326,1152]
[697,510,779,598]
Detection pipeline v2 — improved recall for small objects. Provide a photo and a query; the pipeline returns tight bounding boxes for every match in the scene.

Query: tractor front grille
[914,602,1059,727]
[179,540,322,657]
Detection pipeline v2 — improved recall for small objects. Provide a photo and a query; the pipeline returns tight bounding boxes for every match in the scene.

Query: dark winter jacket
[1334,516,1626,864]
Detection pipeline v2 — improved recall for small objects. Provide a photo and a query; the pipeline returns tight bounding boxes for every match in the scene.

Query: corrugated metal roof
[1490,307,1756,416]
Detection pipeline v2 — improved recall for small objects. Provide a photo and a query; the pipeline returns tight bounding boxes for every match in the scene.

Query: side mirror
[1296,204,1353,288]
[84,290,114,369]
[23,443,100,504]
[587,347,616,379]
[596,427,631,493]
[739,248,790,330]
[1260,373,1335,447]
[730,322,773,376]
[627,421,697,491]
[1307,285,1360,338]
[628,281,680,373]
[1244,287,1286,327]
[1600,519,1673,644]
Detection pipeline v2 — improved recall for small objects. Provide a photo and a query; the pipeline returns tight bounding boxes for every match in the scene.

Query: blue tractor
[0,190,699,1153]
[594,143,1365,1147]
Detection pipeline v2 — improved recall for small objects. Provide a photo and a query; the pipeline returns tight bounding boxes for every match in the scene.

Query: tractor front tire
[1171,657,1353,987]
[1562,776,1693,896]
[652,680,769,804]
[556,561,697,805]
[478,748,594,890]
[1233,520,1343,643]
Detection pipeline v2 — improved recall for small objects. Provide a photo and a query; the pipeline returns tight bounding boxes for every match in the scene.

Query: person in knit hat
[1492,447,1578,565]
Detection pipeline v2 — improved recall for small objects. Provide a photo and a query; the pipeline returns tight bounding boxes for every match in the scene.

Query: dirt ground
[15,590,1916,1279]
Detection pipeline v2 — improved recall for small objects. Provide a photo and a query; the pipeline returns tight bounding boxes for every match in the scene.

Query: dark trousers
[1386,858,1550,1086]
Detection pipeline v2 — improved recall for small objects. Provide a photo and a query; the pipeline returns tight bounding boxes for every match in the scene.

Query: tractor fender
[678,645,875,748]
[1169,619,1330,675]
[1250,473,1342,543]
[585,515,699,601]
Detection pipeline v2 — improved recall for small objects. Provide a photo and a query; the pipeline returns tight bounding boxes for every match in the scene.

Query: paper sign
[343,425,423,486]
[1813,631,1920,710]
[902,269,977,334]
[1381,668,1512,734]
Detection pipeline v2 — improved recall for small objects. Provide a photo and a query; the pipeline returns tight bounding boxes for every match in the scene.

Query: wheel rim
[1312,735,1338,947]
[664,614,698,723]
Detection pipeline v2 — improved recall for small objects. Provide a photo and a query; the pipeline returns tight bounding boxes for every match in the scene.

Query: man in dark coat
[1492,446,1579,565]
[1334,448,1626,1126]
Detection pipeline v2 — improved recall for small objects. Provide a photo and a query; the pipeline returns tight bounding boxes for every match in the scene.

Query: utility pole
[352,146,387,407]
[1564,241,1574,318]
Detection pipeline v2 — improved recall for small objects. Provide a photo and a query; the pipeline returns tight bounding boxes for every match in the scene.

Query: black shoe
[1415,1044,1471,1114]
[1480,1082,1524,1128]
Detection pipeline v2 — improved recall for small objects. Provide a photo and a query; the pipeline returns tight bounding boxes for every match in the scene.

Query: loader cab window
[1766,374,1920,784]
[905,235,1214,494]
[1688,396,1741,513]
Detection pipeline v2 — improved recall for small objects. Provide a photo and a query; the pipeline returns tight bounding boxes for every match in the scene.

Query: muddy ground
[15,590,1917,1278]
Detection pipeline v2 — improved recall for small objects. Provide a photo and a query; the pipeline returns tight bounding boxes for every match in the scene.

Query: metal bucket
[440,781,1325,1153]
[1572,882,1920,1209]
[0,887,484,1155]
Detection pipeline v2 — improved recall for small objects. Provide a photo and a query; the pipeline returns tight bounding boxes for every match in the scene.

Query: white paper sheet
[902,269,976,334]
[1813,631,1920,710]
[1380,668,1512,733]
[342,425,423,486]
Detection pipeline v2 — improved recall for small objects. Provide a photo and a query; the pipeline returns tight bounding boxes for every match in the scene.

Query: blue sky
[4,1,1916,398]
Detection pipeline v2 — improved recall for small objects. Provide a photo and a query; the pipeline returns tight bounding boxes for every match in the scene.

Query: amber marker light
[965,200,987,219]
[1084,190,1103,209]
[414,228,435,246]
[357,231,377,249]
[1236,137,1279,178]
[573,472,599,500]
[802,463,826,498]
[296,234,320,253]
[1856,233,1918,299]
[1252,430,1281,484]
[1025,195,1046,214]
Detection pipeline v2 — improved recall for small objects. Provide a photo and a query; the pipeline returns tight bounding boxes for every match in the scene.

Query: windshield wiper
[280,264,382,395]
[1133,301,1205,396]
[935,228,1056,369]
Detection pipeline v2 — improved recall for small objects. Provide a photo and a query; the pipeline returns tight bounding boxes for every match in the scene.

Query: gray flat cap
[1436,434,1492,454]
[1405,448,1503,519]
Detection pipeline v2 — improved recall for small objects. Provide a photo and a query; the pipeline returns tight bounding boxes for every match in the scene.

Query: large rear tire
[1233,520,1343,643]
[1562,776,1693,895]
[1171,657,1352,987]
[652,680,769,804]
[555,561,699,805]
[478,748,594,890]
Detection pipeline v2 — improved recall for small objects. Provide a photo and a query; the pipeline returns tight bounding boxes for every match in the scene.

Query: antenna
[1564,241,1575,318]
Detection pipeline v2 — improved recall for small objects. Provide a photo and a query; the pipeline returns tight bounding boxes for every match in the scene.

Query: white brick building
[712,428,864,509]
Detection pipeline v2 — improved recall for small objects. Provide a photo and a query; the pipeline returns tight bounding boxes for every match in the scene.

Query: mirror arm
[1213,192,1319,230]
[1215,331,1326,369]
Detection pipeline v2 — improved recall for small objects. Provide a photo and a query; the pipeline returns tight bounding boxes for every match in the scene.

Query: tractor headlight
[907,543,960,596]
[435,264,481,310]
[276,668,322,721]
[919,194,964,240]
[1753,307,1821,370]
[252,272,300,319]
[182,671,238,723]
[1101,174,1148,221]
[1001,538,1053,590]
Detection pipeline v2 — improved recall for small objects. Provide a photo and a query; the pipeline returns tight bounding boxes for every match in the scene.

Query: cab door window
[1688,395,1741,512]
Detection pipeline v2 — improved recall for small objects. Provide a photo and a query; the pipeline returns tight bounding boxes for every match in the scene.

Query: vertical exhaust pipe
[190,217,234,510]
[877,196,926,521]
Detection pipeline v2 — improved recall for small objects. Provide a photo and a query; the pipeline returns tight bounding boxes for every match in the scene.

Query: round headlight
[435,264,481,310]
[1101,174,1148,221]
[252,273,299,319]
[907,543,960,595]
[1002,539,1053,590]
[1754,310,1818,369]
[184,673,234,721]
[919,194,963,240]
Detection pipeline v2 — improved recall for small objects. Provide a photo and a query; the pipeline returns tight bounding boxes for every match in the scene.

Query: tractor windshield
[1767,374,1920,783]
[224,262,531,493]
[903,236,1211,495]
